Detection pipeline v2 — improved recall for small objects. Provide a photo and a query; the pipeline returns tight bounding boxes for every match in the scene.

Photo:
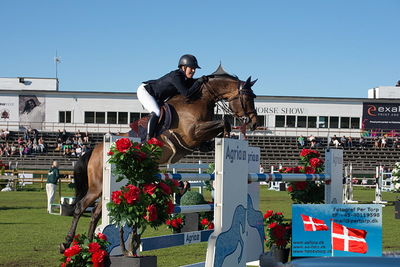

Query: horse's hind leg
[87,199,102,241]
[60,193,99,253]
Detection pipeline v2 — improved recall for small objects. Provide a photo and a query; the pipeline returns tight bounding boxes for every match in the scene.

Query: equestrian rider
[137,54,208,140]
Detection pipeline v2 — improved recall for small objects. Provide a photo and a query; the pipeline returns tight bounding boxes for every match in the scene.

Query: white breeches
[46,183,56,213]
[137,84,160,117]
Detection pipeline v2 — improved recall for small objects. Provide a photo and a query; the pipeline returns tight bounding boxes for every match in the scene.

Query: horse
[60,65,258,252]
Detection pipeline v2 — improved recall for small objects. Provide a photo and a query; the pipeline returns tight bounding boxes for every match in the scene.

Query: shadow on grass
[0,206,43,210]
[0,222,43,225]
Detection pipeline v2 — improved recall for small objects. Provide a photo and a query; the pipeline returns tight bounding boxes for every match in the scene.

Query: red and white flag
[300,214,328,231]
[332,222,368,254]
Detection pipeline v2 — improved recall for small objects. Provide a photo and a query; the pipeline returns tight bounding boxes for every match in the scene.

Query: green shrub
[180,191,206,205]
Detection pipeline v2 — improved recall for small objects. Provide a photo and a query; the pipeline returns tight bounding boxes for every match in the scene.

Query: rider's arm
[171,71,203,98]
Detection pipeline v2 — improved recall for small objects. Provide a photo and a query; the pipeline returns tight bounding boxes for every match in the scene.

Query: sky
[1,0,399,98]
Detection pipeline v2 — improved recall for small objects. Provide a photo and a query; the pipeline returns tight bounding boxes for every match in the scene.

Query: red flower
[97,233,107,241]
[268,222,278,229]
[201,218,210,225]
[147,137,164,147]
[115,138,132,153]
[176,217,183,224]
[88,242,101,253]
[92,249,107,266]
[107,150,114,156]
[158,181,172,195]
[300,149,311,157]
[275,239,288,247]
[287,185,293,192]
[61,263,66,267]
[293,166,302,173]
[111,190,123,205]
[264,210,273,219]
[134,151,147,161]
[304,166,316,174]
[283,167,293,173]
[310,157,323,168]
[123,185,140,204]
[294,181,307,190]
[145,204,158,222]
[272,224,286,239]
[208,222,214,229]
[64,245,81,257]
[171,219,179,228]
[143,184,157,195]
[166,177,180,188]
[166,200,175,214]
[275,212,283,216]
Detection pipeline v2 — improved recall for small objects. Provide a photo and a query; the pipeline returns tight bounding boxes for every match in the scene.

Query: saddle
[129,103,173,142]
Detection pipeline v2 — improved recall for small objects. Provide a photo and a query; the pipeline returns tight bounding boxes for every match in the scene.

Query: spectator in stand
[10,143,17,156]
[297,135,305,147]
[380,136,387,148]
[61,129,69,143]
[308,135,316,143]
[310,139,317,148]
[347,136,353,148]
[38,137,46,153]
[0,129,9,140]
[373,137,380,148]
[340,136,347,147]
[75,130,82,139]
[75,146,82,157]
[81,145,88,155]
[393,137,400,149]
[83,131,89,143]
[46,160,60,213]
[359,137,367,149]
[333,138,340,148]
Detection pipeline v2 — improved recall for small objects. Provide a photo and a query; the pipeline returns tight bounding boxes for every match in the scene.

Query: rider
[137,54,208,140]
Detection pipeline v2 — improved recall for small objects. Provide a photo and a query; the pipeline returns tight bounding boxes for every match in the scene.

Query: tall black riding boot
[146,112,159,141]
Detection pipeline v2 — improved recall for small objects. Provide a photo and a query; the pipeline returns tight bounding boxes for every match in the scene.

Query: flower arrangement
[263,210,291,250]
[199,217,214,230]
[60,233,109,267]
[166,214,185,232]
[391,162,400,193]
[280,148,325,204]
[107,137,180,256]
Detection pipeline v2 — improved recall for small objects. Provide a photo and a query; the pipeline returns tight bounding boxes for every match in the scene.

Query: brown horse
[60,66,258,252]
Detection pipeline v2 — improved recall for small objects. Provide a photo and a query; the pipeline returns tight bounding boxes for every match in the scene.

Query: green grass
[0,186,399,267]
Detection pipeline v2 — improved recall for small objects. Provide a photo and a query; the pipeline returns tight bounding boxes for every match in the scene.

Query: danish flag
[300,214,328,231]
[332,222,368,254]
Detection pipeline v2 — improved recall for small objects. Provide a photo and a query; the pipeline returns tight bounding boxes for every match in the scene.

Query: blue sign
[292,204,382,257]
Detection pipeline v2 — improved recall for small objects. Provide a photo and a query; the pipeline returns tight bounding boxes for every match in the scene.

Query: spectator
[340,136,347,147]
[359,137,367,149]
[308,135,316,143]
[373,137,380,148]
[83,131,89,143]
[297,135,305,147]
[333,138,340,148]
[61,129,69,143]
[175,181,191,205]
[46,161,60,213]
[380,136,387,148]
[38,137,46,153]
[0,128,9,140]
[393,137,400,149]
[347,136,353,148]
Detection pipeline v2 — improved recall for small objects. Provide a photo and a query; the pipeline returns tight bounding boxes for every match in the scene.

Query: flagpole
[331,219,334,257]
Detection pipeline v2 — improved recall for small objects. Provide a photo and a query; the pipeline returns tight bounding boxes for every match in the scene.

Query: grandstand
[1,129,398,176]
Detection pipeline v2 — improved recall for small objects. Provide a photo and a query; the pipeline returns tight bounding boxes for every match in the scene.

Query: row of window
[58,111,360,129]
[275,115,360,129]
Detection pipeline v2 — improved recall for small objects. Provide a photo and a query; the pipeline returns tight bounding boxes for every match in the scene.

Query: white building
[1,77,400,137]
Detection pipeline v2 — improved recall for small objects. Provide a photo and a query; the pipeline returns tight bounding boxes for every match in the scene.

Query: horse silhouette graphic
[103,224,132,253]
[246,194,265,253]
[214,205,247,267]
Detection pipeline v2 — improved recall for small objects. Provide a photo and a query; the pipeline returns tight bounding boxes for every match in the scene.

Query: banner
[362,102,400,130]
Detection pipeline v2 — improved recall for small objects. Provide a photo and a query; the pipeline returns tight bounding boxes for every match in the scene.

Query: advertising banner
[292,204,382,257]
[362,102,400,130]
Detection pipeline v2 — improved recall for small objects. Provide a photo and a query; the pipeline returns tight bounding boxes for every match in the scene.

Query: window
[286,116,296,127]
[330,117,339,128]
[275,115,285,127]
[307,116,317,128]
[107,112,117,124]
[340,117,350,128]
[319,116,328,128]
[297,116,307,128]
[59,111,72,123]
[96,112,105,124]
[130,112,140,123]
[84,112,95,123]
[256,115,265,127]
[140,112,149,118]
[351,117,360,129]
[118,112,128,124]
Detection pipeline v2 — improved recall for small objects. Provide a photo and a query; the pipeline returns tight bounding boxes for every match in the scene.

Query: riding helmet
[178,54,201,69]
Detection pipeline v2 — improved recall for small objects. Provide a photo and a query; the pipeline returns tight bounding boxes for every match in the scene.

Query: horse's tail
[72,149,93,205]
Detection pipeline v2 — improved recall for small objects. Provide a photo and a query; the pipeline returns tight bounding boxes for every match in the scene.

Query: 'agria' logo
[225,145,247,163]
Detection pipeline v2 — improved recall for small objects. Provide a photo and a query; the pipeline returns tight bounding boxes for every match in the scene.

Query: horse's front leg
[193,120,225,141]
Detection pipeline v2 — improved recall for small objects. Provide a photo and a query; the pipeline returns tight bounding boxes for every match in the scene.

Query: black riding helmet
[178,54,201,69]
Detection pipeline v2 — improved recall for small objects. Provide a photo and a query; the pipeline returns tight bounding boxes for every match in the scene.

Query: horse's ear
[250,79,258,87]
[243,76,252,88]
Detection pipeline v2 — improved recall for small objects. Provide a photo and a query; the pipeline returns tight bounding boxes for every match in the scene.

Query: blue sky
[1,0,399,98]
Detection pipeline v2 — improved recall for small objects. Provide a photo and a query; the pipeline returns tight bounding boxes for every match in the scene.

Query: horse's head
[205,65,258,131]
[228,76,258,131]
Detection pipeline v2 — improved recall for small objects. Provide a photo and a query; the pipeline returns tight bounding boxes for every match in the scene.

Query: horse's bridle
[227,80,257,123]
